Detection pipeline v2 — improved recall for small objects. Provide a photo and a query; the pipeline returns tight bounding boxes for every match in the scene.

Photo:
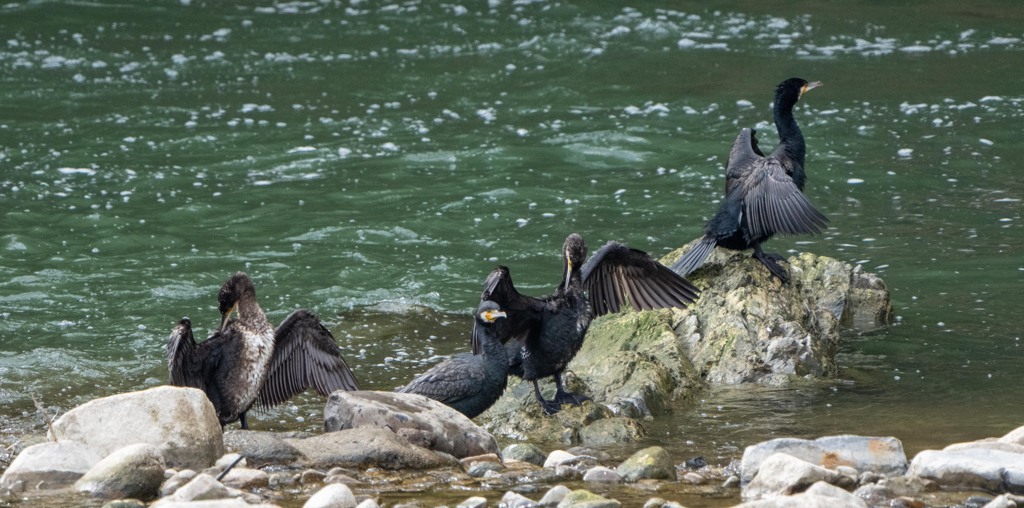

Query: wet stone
[501,490,540,508]
[456,496,488,508]
[583,466,622,483]
[538,484,571,505]
[558,488,622,508]
[616,447,675,482]
[502,443,547,466]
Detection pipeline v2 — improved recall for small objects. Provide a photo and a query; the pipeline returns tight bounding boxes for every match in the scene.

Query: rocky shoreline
[2,251,1021,507]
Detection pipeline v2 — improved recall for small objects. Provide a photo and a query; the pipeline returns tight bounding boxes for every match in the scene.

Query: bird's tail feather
[670,236,717,276]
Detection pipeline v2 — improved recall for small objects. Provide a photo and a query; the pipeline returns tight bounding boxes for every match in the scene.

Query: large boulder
[49,386,223,470]
[324,391,497,458]
[475,250,890,444]
[668,249,889,385]
[285,427,458,470]
[741,435,908,484]
[907,448,1024,494]
[0,440,102,491]
[75,443,166,499]
[222,431,304,467]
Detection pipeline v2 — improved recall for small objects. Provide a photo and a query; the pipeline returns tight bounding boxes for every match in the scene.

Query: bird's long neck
[773,96,806,170]
[237,294,272,335]
[480,328,507,362]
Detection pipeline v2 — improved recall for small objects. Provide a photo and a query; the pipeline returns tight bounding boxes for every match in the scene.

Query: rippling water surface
[2,0,1023,503]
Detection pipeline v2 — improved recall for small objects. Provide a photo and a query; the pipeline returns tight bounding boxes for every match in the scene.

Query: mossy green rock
[477,246,891,445]
[616,446,674,481]
[557,489,622,508]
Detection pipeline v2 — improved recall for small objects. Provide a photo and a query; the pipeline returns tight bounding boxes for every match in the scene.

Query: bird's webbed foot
[553,374,591,406]
[553,389,591,406]
[533,380,562,415]
[753,247,790,283]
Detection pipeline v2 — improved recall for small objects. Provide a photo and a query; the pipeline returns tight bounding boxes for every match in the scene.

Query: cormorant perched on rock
[397,300,508,418]
[167,272,360,428]
[478,233,699,414]
[671,78,829,282]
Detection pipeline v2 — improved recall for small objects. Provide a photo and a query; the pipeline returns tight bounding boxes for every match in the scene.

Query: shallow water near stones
[2,0,1024,506]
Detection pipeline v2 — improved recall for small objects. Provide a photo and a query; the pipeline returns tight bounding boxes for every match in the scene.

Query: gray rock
[467,460,504,477]
[303,483,357,508]
[742,453,840,501]
[355,500,381,508]
[740,435,907,484]
[220,468,269,490]
[456,496,488,508]
[154,500,280,508]
[75,443,166,500]
[160,469,197,497]
[804,481,867,506]
[582,466,622,483]
[49,386,223,470]
[102,500,147,508]
[502,443,547,466]
[733,494,864,508]
[323,390,498,459]
[908,448,1024,493]
[222,431,305,467]
[0,440,102,490]
[501,490,541,508]
[945,439,1024,455]
[851,475,936,506]
[544,450,578,469]
[153,473,230,504]
[538,484,571,505]
[578,417,645,446]
[1001,425,1024,446]
[556,489,621,508]
[616,446,674,482]
[285,427,457,470]
[983,494,1017,508]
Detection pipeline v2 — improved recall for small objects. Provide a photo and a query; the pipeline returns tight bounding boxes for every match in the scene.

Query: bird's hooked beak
[483,309,507,323]
[800,81,823,98]
[563,257,574,291]
[219,303,237,332]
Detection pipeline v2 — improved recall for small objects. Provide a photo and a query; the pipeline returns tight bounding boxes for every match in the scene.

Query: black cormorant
[396,300,508,418]
[478,233,699,414]
[167,272,360,429]
[671,78,829,282]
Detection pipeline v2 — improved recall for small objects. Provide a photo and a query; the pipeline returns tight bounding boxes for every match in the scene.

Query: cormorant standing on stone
[397,300,508,418]
[671,78,829,282]
[478,233,699,414]
[167,272,360,428]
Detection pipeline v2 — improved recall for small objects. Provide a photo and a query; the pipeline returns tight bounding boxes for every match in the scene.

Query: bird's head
[777,77,822,104]
[561,233,587,290]
[218,272,255,331]
[476,300,507,325]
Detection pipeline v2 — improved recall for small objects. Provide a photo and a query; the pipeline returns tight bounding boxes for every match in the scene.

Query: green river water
[1,1,1023,505]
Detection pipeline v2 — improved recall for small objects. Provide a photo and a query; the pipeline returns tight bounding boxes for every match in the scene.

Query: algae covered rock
[476,247,891,445]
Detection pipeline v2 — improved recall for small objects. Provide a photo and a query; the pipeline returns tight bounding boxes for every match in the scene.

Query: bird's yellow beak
[563,258,574,291]
[483,309,507,322]
[220,303,237,332]
[801,81,823,97]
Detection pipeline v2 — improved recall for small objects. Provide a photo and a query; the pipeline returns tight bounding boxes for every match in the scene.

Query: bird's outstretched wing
[473,266,546,353]
[167,318,205,389]
[741,158,830,241]
[256,310,360,407]
[581,241,700,316]
[725,128,765,193]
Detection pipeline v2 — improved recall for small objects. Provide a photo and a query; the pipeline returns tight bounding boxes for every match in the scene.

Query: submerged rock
[323,390,497,458]
[49,386,224,471]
